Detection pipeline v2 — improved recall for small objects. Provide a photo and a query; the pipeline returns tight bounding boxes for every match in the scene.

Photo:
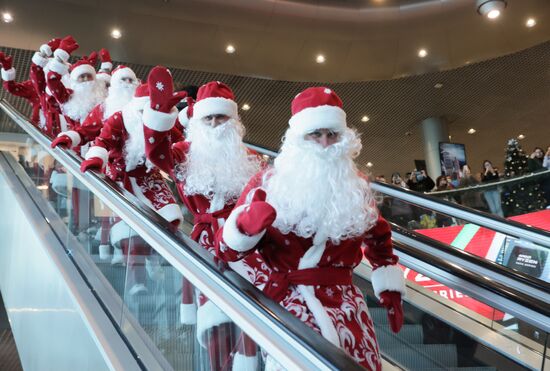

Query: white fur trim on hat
[1,68,15,81]
[156,203,183,224]
[232,353,258,371]
[370,264,407,299]
[180,303,197,325]
[288,104,346,135]
[47,58,69,76]
[39,44,52,57]
[196,300,232,347]
[111,67,136,85]
[132,96,150,110]
[96,73,111,83]
[193,97,238,120]
[110,220,140,247]
[100,61,113,71]
[143,106,178,132]
[60,130,81,148]
[85,145,108,166]
[54,48,70,63]
[222,204,265,252]
[177,106,190,128]
[70,64,96,81]
[32,52,49,68]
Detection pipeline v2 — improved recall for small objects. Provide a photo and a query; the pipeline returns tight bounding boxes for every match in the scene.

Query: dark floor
[0,292,23,371]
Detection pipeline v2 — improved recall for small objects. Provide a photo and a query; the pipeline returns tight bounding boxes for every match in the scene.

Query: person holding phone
[406,168,435,193]
[481,160,504,217]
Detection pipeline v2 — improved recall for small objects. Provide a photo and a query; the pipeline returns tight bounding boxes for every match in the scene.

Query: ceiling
[0,0,549,81]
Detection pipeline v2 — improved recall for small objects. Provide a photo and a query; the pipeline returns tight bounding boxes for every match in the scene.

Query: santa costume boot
[98,216,112,260]
[122,236,150,295]
[232,333,258,371]
[180,277,196,325]
[205,322,236,371]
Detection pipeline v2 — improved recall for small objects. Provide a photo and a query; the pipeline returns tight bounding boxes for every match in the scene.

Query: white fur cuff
[289,105,346,135]
[110,220,140,247]
[143,106,178,132]
[193,97,238,120]
[47,58,69,76]
[85,145,108,165]
[100,61,113,71]
[60,130,81,148]
[98,244,111,260]
[156,203,183,224]
[180,303,197,325]
[177,106,190,128]
[54,48,70,62]
[222,204,265,252]
[39,44,52,57]
[371,264,407,299]
[232,353,257,371]
[32,52,49,68]
[1,68,15,81]
[196,300,232,347]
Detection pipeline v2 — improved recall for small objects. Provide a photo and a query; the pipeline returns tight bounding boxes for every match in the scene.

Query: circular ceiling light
[476,0,507,20]
[225,44,235,54]
[517,134,525,140]
[526,18,536,28]
[434,83,443,89]
[2,12,13,23]
[111,29,122,39]
[241,103,250,111]
[316,54,326,64]
[418,49,428,58]
[366,162,373,168]
[468,128,476,134]
[361,115,370,122]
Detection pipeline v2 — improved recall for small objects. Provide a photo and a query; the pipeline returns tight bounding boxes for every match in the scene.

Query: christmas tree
[502,139,546,216]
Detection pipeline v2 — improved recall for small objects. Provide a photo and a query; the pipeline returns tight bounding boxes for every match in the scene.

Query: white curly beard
[122,101,154,172]
[264,127,378,243]
[177,117,260,205]
[103,81,137,119]
[62,80,105,123]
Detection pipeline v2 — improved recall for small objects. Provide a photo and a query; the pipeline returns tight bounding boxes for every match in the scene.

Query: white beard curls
[264,127,379,243]
[122,100,154,172]
[103,81,137,119]
[176,117,260,205]
[62,80,105,123]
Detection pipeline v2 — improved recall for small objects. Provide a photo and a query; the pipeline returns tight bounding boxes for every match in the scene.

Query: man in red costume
[143,76,266,369]
[216,87,406,370]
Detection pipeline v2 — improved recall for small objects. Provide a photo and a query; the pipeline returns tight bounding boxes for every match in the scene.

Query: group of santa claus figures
[1,35,407,371]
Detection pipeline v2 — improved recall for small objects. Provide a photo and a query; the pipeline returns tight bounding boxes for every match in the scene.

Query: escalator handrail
[243,142,550,248]
[0,100,363,371]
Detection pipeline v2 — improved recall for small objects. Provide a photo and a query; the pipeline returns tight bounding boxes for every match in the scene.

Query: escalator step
[369,307,390,324]
[375,324,423,344]
[386,344,458,369]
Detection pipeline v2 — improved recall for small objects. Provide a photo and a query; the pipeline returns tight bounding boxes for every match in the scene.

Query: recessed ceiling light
[418,49,428,58]
[111,29,122,39]
[241,103,250,111]
[434,83,443,89]
[366,162,373,168]
[487,9,500,19]
[468,128,476,134]
[2,12,13,23]
[517,134,525,140]
[361,115,370,122]
[476,0,506,20]
[526,18,536,28]
[225,44,235,54]
[316,54,326,64]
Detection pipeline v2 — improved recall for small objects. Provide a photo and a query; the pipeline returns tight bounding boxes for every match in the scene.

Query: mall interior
[0,0,549,370]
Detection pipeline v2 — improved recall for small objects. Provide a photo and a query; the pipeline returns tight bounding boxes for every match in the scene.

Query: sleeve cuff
[85,146,108,165]
[1,68,15,81]
[32,52,49,68]
[143,106,178,132]
[178,107,190,128]
[39,44,52,57]
[47,59,69,75]
[222,204,265,252]
[60,130,81,147]
[53,48,70,62]
[371,264,407,299]
[100,62,113,71]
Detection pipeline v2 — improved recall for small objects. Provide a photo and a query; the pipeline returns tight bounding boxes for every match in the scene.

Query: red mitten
[99,48,111,63]
[0,53,13,70]
[51,135,72,148]
[55,36,79,62]
[172,141,190,163]
[80,157,103,172]
[236,189,277,236]
[40,38,62,56]
[379,291,404,333]
[147,66,187,113]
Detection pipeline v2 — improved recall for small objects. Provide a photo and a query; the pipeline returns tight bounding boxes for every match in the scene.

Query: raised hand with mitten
[99,48,113,72]
[379,290,404,333]
[39,38,62,57]
[53,35,79,62]
[236,189,277,236]
[147,66,188,113]
[0,52,13,71]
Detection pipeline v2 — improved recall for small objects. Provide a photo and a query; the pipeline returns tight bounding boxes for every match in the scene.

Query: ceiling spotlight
[526,18,536,28]
[468,128,476,134]
[476,0,507,20]
[418,49,428,58]
[361,115,370,122]
[225,44,235,54]
[517,134,525,140]
[111,29,122,39]
[434,83,443,89]
[241,103,250,111]
[2,12,13,23]
[316,54,326,64]
[366,162,374,168]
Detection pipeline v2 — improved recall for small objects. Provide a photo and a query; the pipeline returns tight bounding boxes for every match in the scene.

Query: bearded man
[143,78,265,370]
[216,87,406,371]
[80,71,184,294]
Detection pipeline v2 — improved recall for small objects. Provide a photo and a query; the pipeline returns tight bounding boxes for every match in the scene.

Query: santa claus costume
[95,48,113,95]
[81,79,184,295]
[216,87,406,370]
[143,76,267,370]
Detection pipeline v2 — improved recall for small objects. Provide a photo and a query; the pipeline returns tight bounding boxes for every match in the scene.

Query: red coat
[216,170,407,370]
[61,103,106,150]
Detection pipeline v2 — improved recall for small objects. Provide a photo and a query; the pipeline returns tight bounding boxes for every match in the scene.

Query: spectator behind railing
[406,169,435,193]
[480,160,504,217]
[458,165,487,211]
[543,146,550,170]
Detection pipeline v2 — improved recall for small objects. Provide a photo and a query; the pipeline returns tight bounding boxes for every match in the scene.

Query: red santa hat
[69,52,97,81]
[289,87,346,135]
[111,65,137,87]
[132,83,150,108]
[192,81,238,120]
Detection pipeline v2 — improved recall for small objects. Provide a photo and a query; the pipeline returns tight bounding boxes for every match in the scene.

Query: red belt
[263,267,353,303]
[190,208,232,242]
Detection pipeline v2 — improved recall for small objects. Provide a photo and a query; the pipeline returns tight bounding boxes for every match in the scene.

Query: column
[421,117,449,179]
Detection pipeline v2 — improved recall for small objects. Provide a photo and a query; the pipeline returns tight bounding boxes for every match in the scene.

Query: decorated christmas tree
[502,139,546,216]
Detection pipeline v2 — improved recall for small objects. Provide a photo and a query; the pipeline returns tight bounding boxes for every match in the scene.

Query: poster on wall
[439,142,467,178]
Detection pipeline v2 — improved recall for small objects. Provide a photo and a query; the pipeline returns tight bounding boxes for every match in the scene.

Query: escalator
[0,99,548,370]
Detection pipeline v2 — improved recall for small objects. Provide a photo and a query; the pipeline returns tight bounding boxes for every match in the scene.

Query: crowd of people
[0,36,407,370]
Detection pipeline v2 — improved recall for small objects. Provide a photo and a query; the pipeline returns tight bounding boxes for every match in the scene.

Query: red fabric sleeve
[93,112,124,151]
[3,80,37,101]
[29,64,46,95]
[363,216,399,269]
[77,105,104,145]
[46,71,71,104]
